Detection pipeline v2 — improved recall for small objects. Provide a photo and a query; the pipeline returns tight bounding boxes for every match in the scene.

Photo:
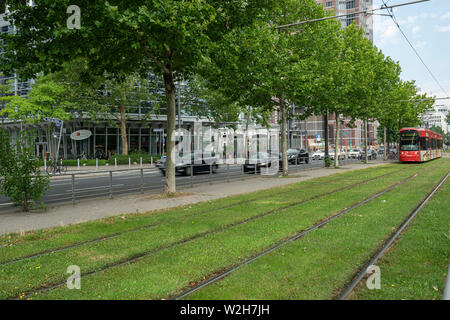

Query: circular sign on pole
[70,130,92,141]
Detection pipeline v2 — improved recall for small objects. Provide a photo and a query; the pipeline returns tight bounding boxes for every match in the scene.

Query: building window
[346,13,356,26]
[326,1,333,7]
[346,0,355,9]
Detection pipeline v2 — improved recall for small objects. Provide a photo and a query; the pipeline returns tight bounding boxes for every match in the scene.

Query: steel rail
[337,171,450,300]
[172,174,419,300]
[1,166,404,268]
[5,167,411,300]
[443,260,450,300]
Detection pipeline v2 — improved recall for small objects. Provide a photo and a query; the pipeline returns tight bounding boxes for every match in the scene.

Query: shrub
[108,153,162,165]
[0,130,50,211]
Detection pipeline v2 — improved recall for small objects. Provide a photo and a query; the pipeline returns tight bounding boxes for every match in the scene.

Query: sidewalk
[1,161,388,235]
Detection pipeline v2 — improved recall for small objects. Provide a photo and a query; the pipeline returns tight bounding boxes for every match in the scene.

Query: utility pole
[177,81,182,130]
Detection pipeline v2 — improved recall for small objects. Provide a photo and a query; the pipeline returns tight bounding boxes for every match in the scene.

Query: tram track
[336,171,450,300]
[0,165,405,267]
[4,165,414,299]
[171,173,419,300]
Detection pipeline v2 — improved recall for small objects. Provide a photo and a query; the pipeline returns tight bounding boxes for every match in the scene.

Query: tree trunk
[383,127,387,161]
[119,104,128,155]
[324,112,329,167]
[163,69,177,195]
[280,98,288,176]
[387,127,390,151]
[335,113,339,168]
[364,119,368,163]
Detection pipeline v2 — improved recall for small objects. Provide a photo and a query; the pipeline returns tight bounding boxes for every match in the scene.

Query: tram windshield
[400,130,420,151]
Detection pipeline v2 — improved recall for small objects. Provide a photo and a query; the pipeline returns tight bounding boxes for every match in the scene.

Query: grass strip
[0,164,401,264]
[22,161,445,299]
[350,176,449,300]
[2,164,413,299]
[184,160,448,299]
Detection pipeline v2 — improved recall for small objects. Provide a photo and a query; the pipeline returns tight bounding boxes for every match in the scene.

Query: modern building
[315,0,373,41]
[421,104,449,134]
[0,5,34,97]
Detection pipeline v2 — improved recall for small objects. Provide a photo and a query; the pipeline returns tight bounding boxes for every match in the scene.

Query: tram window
[400,131,420,151]
[431,138,436,149]
[420,137,429,150]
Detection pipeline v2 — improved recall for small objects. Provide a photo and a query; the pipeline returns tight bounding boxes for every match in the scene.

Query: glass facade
[0,15,33,97]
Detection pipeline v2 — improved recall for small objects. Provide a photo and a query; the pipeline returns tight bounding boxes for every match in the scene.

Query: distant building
[421,105,449,134]
[284,0,376,152]
[315,0,373,41]
[0,6,34,97]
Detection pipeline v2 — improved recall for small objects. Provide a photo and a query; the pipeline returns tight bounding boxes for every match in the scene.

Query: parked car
[359,149,377,160]
[312,150,325,160]
[156,152,218,176]
[329,149,346,160]
[284,148,309,164]
[243,152,276,173]
[348,149,361,159]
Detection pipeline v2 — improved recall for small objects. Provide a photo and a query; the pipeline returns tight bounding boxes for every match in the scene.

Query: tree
[1,0,272,194]
[45,59,164,156]
[429,125,444,136]
[198,0,342,175]
[0,74,15,128]
[0,77,75,161]
[0,130,50,211]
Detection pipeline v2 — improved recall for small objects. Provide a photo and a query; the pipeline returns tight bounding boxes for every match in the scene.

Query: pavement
[0,161,389,235]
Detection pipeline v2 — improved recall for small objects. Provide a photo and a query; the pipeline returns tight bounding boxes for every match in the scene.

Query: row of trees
[0,0,434,195]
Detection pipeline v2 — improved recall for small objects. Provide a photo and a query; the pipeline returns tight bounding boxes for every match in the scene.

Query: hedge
[37,154,162,167]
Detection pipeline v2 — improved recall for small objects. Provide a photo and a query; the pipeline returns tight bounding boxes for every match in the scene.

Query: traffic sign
[70,130,92,141]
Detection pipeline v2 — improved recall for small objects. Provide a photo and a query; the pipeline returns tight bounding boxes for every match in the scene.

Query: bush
[35,154,162,167]
[0,130,50,211]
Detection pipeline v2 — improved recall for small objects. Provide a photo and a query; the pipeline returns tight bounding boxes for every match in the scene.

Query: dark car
[243,152,276,173]
[297,149,309,163]
[156,152,218,176]
[284,148,309,164]
[359,149,377,160]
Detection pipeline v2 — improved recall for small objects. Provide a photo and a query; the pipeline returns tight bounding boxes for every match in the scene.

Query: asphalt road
[0,158,365,212]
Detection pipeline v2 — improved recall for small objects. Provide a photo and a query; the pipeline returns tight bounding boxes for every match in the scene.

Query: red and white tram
[399,128,443,162]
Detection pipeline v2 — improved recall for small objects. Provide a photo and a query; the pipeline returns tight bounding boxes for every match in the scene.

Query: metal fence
[40,156,371,206]
[0,156,387,210]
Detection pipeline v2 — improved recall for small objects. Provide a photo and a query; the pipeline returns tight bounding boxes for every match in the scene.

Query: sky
[372,0,450,107]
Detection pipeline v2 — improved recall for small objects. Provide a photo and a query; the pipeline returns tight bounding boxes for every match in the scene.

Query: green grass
[350,177,449,300]
[0,160,447,300]
[186,160,449,299]
[0,163,401,264]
